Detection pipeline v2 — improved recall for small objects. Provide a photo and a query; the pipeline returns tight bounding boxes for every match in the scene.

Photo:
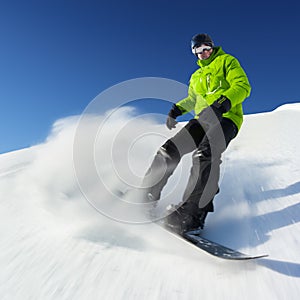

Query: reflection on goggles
[192,45,212,54]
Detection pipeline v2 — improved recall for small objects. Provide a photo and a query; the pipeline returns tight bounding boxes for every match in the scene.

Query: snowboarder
[142,33,251,233]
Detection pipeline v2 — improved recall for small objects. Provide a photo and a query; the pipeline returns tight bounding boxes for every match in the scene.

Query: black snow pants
[142,117,238,212]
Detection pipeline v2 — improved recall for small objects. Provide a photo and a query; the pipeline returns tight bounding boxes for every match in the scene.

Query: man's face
[192,44,213,60]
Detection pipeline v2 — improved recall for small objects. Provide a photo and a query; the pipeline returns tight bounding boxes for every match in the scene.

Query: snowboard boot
[164,202,208,234]
[198,210,208,229]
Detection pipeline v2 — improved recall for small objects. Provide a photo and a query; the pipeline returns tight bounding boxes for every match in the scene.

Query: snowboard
[161,225,268,260]
[117,189,268,260]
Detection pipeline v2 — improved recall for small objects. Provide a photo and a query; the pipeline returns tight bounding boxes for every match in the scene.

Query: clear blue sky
[1,0,299,153]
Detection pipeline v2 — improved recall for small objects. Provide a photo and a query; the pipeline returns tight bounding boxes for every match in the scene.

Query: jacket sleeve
[222,56,251,107]
[175,83,197,114]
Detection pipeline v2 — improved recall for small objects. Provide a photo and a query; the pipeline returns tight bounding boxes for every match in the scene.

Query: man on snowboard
[142,33,251,233]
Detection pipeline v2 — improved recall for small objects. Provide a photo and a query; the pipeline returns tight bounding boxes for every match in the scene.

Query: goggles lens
[192,45,212,54]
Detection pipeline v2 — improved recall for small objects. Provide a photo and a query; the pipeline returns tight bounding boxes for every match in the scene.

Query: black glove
[166,104,182,130]
[198,96,231,128]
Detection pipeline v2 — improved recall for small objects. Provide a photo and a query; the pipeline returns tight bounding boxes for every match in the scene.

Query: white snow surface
[1,104,300,299]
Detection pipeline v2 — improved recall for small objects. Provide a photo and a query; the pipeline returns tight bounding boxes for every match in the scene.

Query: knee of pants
[192,145,211,163]
[159,140,181,163]
[157,146,172,161]
[193,141,224,164]
[153,147,175,169]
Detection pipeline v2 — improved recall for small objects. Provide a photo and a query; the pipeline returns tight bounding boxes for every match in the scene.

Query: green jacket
[176,46,251,130]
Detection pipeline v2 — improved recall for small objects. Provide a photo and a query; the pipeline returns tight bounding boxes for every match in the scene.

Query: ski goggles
[192,45,212,55]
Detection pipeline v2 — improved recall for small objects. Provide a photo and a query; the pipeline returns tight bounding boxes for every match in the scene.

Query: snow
[1,104,300,299]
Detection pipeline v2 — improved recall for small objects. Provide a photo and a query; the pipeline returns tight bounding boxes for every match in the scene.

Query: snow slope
[1,105,300,300]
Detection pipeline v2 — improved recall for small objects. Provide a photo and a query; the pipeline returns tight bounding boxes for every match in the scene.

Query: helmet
[191,33,214,49]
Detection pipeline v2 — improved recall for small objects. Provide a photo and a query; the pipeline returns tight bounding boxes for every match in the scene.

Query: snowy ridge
[0,105,300,299]
[274,102,300,111]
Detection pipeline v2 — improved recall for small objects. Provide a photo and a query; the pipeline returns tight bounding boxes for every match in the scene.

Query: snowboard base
[161,225,268,260]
